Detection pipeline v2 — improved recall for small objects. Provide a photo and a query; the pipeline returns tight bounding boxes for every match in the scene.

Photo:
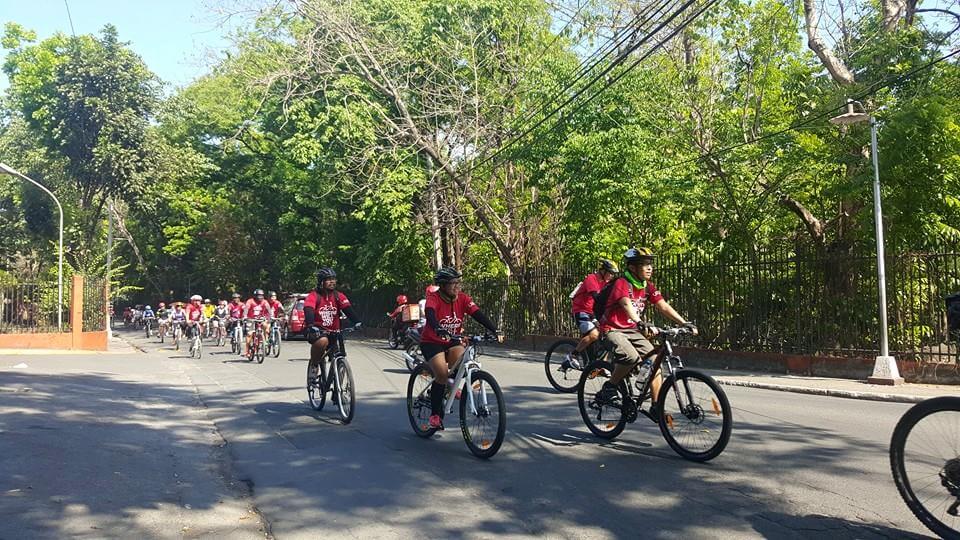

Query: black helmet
[624,247,655,264]
[317,268,337,281]
[253,289,265,296]
[598,258,620,274]
[434,267,462,284]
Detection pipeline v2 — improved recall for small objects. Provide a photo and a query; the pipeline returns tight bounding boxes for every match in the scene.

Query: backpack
[592,278,621,321]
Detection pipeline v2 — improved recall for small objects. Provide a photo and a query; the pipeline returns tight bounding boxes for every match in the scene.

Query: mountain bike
[246,318,267,364]
[230,319,243,355]
[577,326,732,462]
[188,323,203,359]
[158,319,168,343]
[544,337,607,393]
[307,328,357,424]
[144,316,155,338]
[891,396,960,539]
[406,334,506,459]
[266,319,282,358]
[172,322,183,351]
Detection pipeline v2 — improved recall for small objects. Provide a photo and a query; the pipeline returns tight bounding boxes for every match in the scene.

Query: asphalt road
[120,328,931,539]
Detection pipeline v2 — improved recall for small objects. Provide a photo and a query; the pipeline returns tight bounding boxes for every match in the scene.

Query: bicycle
[211,318,225,347]
[158,319,169,343]
[229,319,243,355]
[246,318,267,364]
[577,325,732,462]
[144,317,155,339]
[401,327,425,372]
[188,323,203,359]
[544,337,607,393]
[172,322,183,351]
[406,334,506,459]
[891,396,960,539]
[266,319,282,358]
[306,328,357,424]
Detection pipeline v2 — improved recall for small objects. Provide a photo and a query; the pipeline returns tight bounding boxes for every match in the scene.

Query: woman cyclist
[420,267,501,430]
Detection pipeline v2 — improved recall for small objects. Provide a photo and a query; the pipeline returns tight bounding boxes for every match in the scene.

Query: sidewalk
[0,347,267,539]
[478,343,960,404]
[0,333,140,356]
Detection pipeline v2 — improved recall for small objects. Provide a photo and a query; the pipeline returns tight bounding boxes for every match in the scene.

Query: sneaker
[595,382,619,405]
[428,414,444,430]
[566,352,582,370]
[307,366,319,386]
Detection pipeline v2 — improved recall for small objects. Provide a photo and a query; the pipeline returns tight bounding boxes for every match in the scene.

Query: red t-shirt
[304,290,351,331]
[269,300,284,317]
[600,278,664,331]
[228,301,244,319]
[570,272,606,315]
[420,292,479,344]
[186,304,204,322]
[244,298,272,319]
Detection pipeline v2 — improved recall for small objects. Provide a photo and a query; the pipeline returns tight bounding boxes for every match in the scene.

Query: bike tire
[404,346,421,373]
[891,396,960,540]
[334,357,356,424]
[388,335,399,349]
[407,363,438,438]
[459,370,506,459]
[272,331,281,358]
[307,363,326,411]
[544,338,582,393]
[256,338,265,364]
[657,369,732,462]
[576,360,628,440]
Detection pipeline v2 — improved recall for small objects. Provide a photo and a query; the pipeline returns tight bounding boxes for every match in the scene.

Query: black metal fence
[0,281,68,333]
[347,243,960,363]
[82,277,107,332]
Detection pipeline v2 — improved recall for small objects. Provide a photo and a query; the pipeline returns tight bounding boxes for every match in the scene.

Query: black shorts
[420,341,458,361]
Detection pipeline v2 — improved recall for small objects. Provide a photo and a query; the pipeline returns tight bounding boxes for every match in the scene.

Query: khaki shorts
[605,328,655,366]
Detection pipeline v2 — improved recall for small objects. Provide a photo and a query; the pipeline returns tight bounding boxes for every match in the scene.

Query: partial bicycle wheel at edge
[891,396,960,540]
[406,363,438,438]
[544,338,581,393]
[459,370,506,459]
[657,369,732,462]
[576,360,627,440]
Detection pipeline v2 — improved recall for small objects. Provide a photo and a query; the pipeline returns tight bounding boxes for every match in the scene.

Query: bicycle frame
[442,341,485,416]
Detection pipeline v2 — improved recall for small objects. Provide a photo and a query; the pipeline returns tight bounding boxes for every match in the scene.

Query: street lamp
[829,100,903,385]
[0,162,65,331]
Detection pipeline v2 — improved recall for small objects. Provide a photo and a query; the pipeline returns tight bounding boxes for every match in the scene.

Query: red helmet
[396,295,408,304]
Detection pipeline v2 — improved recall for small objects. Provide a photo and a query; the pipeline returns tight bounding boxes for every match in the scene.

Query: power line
[63,0,78,38]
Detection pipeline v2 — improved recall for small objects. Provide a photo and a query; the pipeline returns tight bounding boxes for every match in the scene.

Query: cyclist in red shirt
[267,291,285,341]
[567,259,619,369]
[185,294,206,339]
[226,293,244,337]
[387,294,410,345]
[420,267,501,430]
[304,268,362,385]
[243,289,273,356]
[596,248,696,411]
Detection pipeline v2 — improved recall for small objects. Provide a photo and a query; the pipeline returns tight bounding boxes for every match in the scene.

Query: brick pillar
[71,275,84,349]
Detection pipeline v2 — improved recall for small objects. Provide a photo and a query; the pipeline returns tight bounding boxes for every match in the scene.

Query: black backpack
[948,293,960,332]
[592,278,622,321]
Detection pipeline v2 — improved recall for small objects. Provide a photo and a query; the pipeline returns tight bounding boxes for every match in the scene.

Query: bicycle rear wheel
[334,357,356,424]
[544,339,582,393]
[577,360,627,439]
[407,363,438,438]
[307,362,326,411]
[891,396,960,540]
[657,369,732,462]
[459,370,506,459]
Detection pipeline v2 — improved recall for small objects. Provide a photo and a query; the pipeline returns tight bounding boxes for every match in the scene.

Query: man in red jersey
[304,268,362,386]
[244,289,272,356]
[595,248,696,410]
[185,294,206,340]
[419,267,501,430]
[567,259,620,369]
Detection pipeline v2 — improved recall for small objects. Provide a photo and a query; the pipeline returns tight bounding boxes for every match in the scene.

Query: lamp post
[829,101,903,385]
[0,162,65,331]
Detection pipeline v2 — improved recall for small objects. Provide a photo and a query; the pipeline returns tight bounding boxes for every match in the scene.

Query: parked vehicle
[282,294,308,340]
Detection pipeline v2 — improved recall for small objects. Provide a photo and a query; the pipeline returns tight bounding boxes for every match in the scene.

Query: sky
[1,0,245,93]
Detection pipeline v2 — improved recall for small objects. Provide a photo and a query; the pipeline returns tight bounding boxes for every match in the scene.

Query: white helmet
[190,294,202,301]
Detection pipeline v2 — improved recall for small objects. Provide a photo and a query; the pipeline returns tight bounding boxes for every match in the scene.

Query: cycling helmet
[231,293,241,299]
[317,268,337,281]
[396,294,408,304]
[598,258,620,274]
[204,298,211,303]
[624,247,655,264]
[268,291,277,297]
[145,305,152,310]
[434,267,462,284]
[253,289,264,296]
[190,294,202,301]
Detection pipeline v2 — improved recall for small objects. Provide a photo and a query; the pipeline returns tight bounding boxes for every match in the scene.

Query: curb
[715,379,928,404]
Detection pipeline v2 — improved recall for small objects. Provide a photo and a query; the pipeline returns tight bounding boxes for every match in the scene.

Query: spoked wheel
[891,396,960,540]
[459,370,506,459]
[159,327,165,344]
[307,363,326,411]
[544,339,583,393]
[577,360,627,439]
[657,369,732,462]
[174,331,180,351]
[333,357,356,424]
[272,331,282,358]
[192,337,202,359]
[388,334,399,349]
[217,329,225,347]
[255,338,265,364]
[407,363,438,438]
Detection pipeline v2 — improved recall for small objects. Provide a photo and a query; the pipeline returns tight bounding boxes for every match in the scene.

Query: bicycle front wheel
[272,331,281,358]
[307,362,326,411]
[657,369,732,462]
[407,363,438,438]
[459,370,506,459]
[334,357,356,424]
[544,339,582,393]
[577,360,627,439]
[255,338,265,364]
[891,396,960,540]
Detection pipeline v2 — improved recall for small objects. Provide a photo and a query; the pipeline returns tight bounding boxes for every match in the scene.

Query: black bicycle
[891,396,960,539]
[306,328,357,424]
[544,337,607,393]
[577,326,732,462]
